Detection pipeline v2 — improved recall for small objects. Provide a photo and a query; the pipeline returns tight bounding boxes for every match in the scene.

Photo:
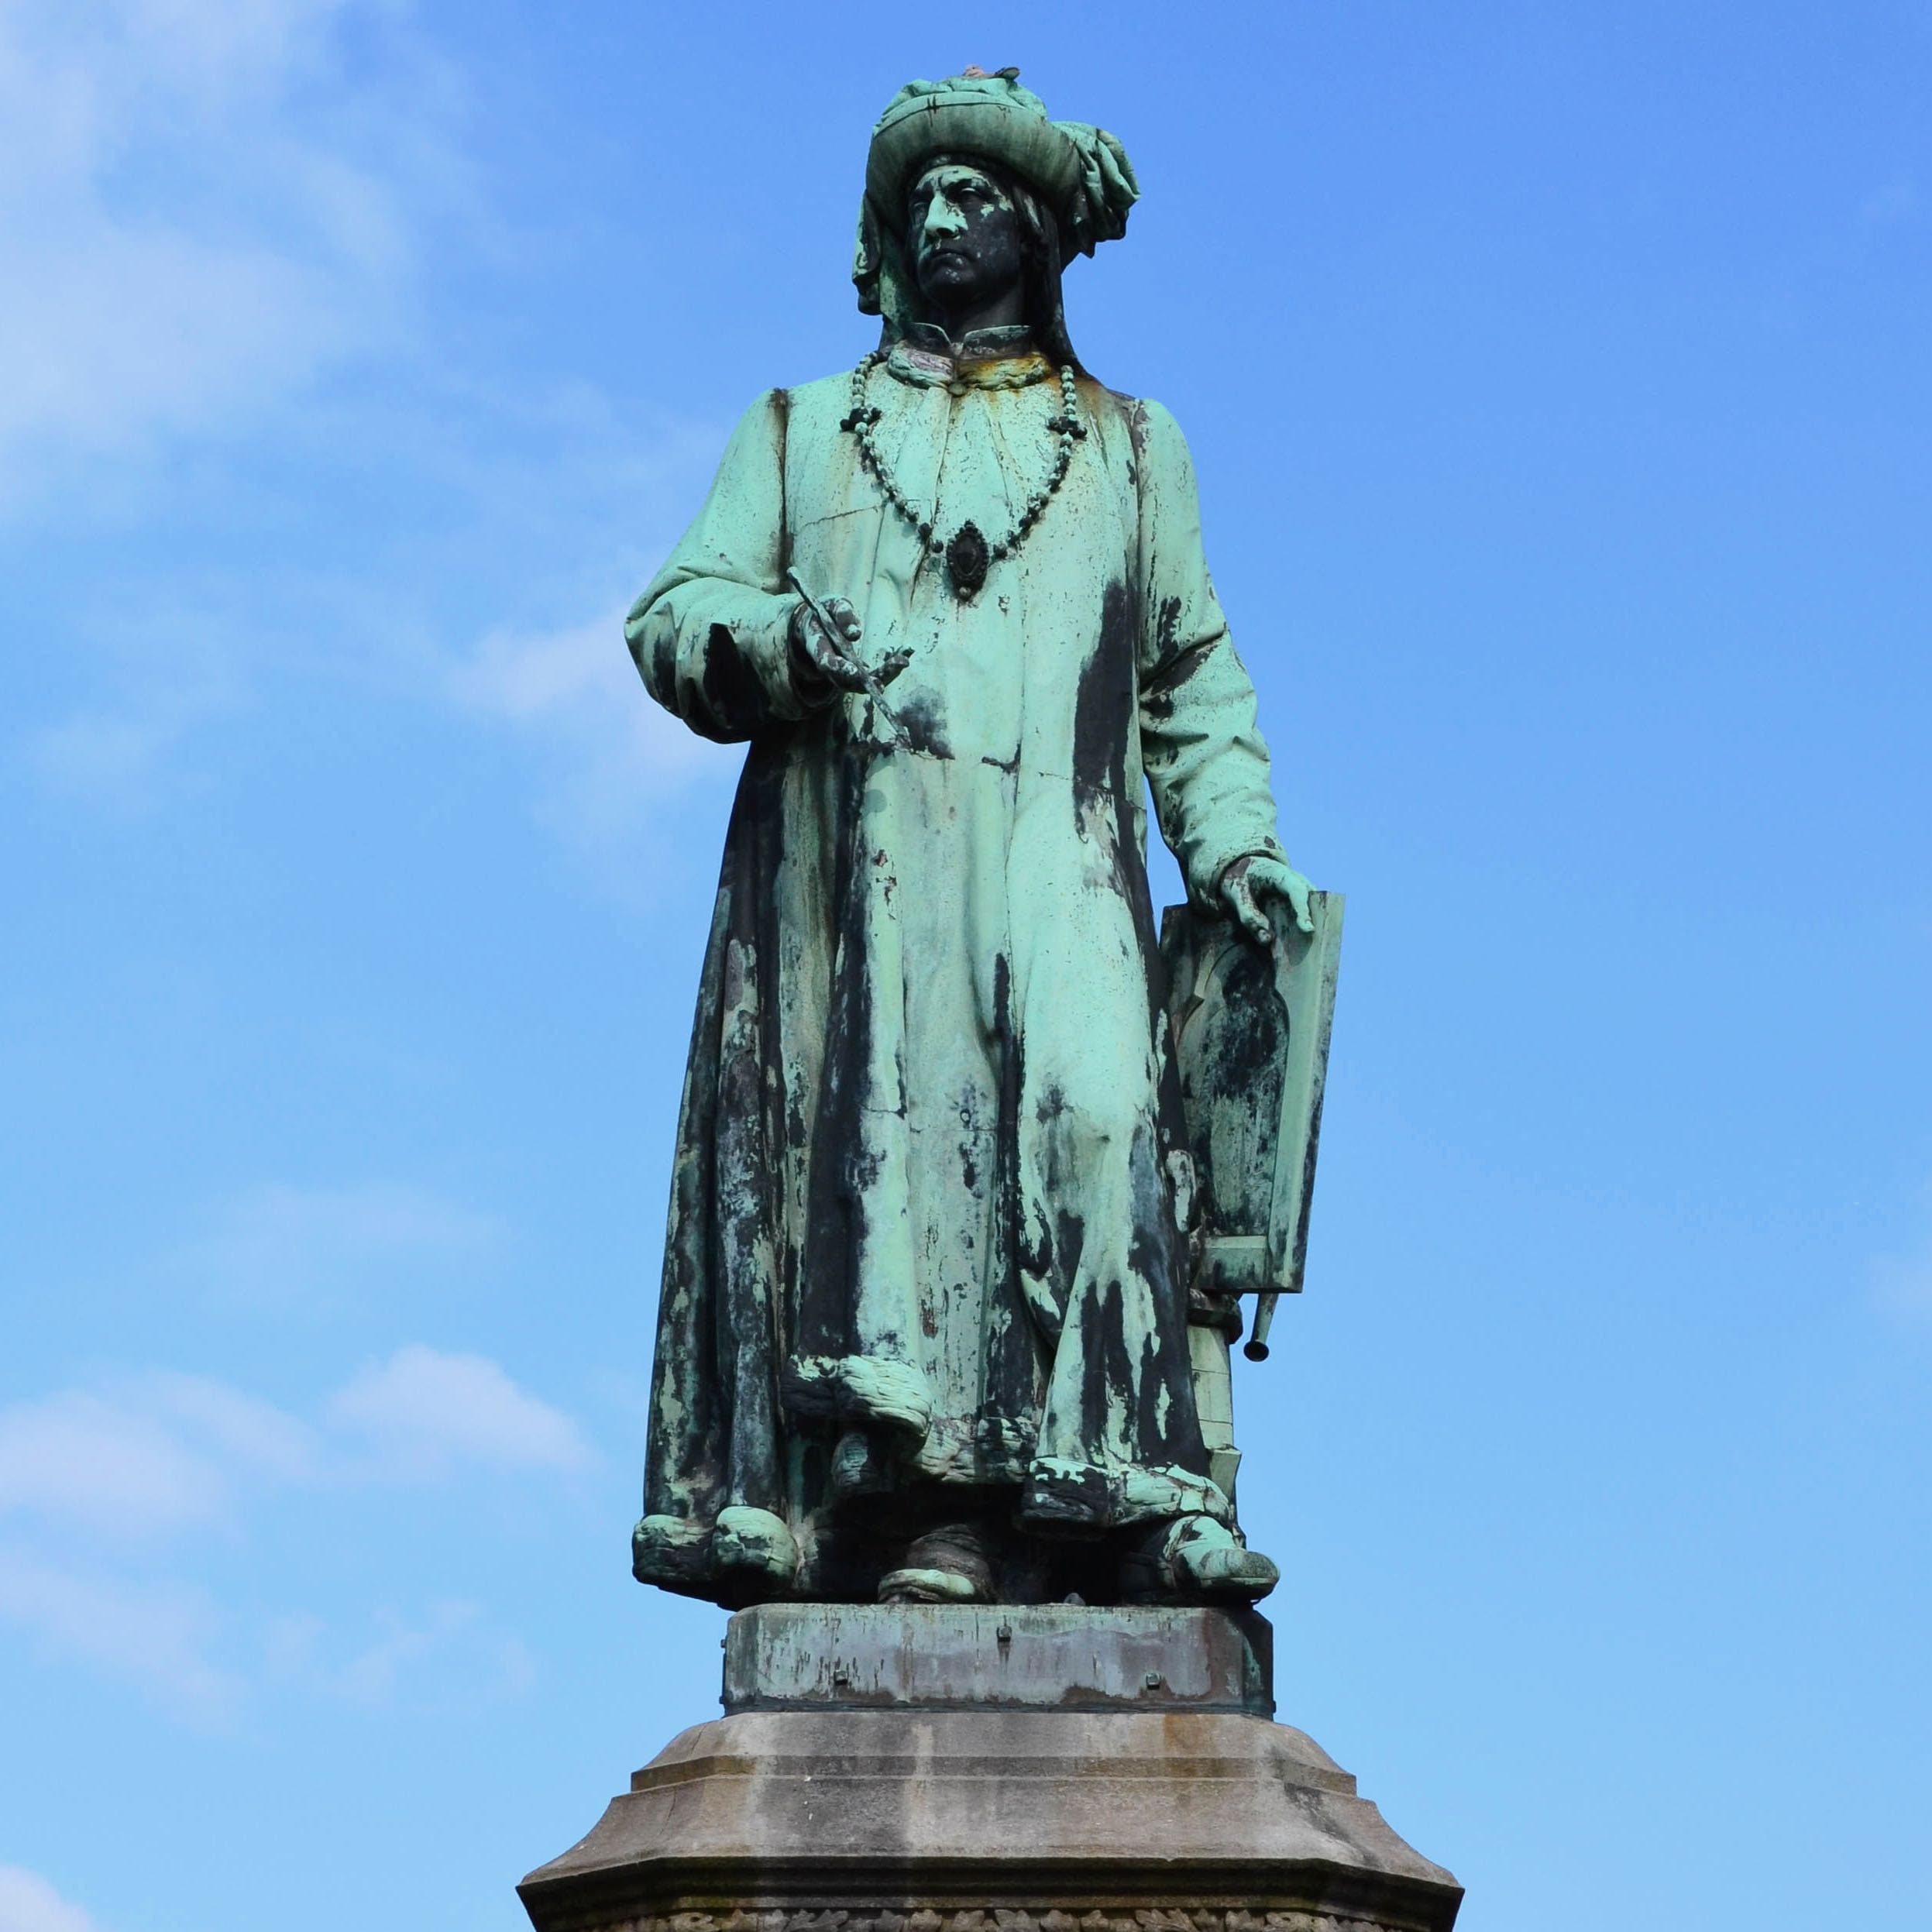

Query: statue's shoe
[1121,1513,1280,1605]
[878,1566,985,1604]
[710,1506,801,1601]
[631,1507,799,1605]
[631,1512,709,1593]
[829,1426,896,1499]
[878,1522,995,1604]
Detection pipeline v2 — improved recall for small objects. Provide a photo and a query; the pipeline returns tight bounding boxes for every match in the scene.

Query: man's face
[908,162,1025,319]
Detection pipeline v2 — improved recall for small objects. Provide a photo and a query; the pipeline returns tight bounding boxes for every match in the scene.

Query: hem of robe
[1018,1456,1233,1532]
[635,1452,1231,1597]
[782,1355,933,1441]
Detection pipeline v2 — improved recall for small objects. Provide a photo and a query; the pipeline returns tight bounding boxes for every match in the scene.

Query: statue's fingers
[826,598,863,644]
[1227,877,1273,947]
[807,632,868,692]
[1251,861,1315,935]
[1243,865,1287,908]
[876,648,913,686]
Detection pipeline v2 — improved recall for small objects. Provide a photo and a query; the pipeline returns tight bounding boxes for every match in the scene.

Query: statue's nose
[923,199,968,242]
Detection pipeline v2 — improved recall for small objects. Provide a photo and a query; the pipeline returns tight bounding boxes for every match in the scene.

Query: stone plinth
[724,1603,1274,1715]
[520,1607,1459,1932]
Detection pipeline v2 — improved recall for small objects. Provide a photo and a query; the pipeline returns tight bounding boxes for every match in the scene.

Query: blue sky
[2,4,1928,1928]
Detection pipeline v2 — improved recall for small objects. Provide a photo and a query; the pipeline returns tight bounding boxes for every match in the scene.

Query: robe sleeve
[624,389,817,743]
[1132,397,1291,908]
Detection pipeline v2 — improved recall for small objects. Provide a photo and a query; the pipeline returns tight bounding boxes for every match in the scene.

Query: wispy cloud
[0,0,448,499]
[448,607,736,851]
[184,1181,495,1308]
[0,1352,589,1541]
[268,1598,537,1709]
[0,1370,317,1543]
[0,1389,233,1538]
[14,593,253,806]
[2,0,731,844]
[328,1346,596,1478]
[137,1370,323,1481]
[0,1349,592,1715]
[23,692,230,801]
[1859,177,1918,227]
[1870,1167,1932,1321]
[0,1864,107,1932]
[0,1376,324,1575]
[1875,1194,1932,1322]
[0,1549,241,1724]
[0,0,465,813]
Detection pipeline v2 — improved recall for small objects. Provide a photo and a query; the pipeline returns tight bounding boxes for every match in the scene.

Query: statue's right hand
[789,596,912,696]
[789,594,870,694]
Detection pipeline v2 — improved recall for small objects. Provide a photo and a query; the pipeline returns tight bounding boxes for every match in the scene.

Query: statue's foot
[632,1512,710,1593]
[830,1426,896,1498]
[878,1523,994,1604]
[634,1507,799,1604]
[710,1506,800,1600]
[1121,1513,1279,1605]
[878,1566,983,1603]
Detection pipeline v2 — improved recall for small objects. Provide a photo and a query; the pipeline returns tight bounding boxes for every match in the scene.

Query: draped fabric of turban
[853,71,1140,361]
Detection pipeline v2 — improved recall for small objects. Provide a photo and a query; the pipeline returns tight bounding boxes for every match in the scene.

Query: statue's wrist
[786,599,835,705]
[1219,847,1285,886]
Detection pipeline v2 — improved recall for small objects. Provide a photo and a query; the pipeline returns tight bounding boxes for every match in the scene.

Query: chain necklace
[841,351,1086,600]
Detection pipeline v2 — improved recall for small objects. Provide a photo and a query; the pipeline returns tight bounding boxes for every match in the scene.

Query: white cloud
[14,596,250,806]
[24,703,217,799]
[448,608,736,848]
[0,0,443,497]
[264,1599,535,1708]
[328,1345,596,1477]
[0,1346,583,1545]
[187,1181,494,1306]
[0,1371,318,1539]
[0,0,456,809]
[327,1599,536,1707]
[0,1549,240,1723]
[1859,177,1918,226]
[0,1390,229,1538]
[0,3,741,863]
[143,1370,321,1483]
[1872,1174,1932,1323]
[0,1865,105,1932]
[0,1345,588,1717]
[1875,1238,1932,1319]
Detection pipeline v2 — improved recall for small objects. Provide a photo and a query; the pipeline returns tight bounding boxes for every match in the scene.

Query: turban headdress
[854,71,1140,366]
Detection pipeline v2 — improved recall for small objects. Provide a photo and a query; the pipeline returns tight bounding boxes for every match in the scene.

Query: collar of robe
[887,321,1054,392]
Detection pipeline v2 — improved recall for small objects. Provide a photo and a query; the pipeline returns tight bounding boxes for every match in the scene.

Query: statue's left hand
[1219,854,1315,946]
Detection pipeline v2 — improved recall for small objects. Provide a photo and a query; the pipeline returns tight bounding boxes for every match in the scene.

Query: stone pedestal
[521,1607,1459,1932]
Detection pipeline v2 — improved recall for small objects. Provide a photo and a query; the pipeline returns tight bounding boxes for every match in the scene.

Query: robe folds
[629,328,1287,1600]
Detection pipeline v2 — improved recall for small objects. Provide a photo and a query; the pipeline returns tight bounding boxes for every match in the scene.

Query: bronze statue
[625,72,1336,1612]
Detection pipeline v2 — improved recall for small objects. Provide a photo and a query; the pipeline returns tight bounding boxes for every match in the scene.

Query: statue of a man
[627,73,1314,1611]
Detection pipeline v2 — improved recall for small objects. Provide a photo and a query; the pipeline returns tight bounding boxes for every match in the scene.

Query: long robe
[628,325,1287,1601]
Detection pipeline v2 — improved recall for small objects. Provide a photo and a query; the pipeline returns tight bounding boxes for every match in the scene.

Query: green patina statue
[627,71,1339,1612]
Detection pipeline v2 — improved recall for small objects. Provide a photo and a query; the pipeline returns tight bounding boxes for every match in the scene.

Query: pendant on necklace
[946,521,989,600]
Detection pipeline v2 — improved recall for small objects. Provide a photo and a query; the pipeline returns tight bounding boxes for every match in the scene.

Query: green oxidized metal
[624,71,1334,1613]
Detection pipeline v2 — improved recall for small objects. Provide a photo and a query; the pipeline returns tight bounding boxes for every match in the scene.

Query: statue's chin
[918,266,983,308]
